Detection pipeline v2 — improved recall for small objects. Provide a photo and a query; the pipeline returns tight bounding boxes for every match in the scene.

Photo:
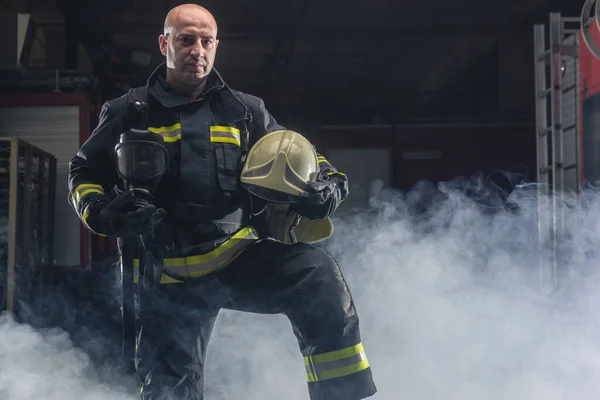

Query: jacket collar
[146,62,226,108]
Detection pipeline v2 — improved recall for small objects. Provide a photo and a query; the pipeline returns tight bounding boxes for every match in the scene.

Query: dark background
[1,0,586,196]
[0,0,584,126]
[0,0,589,380]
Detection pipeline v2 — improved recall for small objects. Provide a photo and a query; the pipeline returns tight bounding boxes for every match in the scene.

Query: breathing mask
[115,129,169,204]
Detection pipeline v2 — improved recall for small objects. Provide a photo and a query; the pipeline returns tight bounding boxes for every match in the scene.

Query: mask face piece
[115,129,169,192]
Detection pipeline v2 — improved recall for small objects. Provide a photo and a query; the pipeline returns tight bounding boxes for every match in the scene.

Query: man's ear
[158,34,168,56]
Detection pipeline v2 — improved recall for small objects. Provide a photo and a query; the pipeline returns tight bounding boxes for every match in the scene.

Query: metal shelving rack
[0,137,56,323]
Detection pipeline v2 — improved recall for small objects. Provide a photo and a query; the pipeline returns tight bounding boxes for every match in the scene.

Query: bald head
[159,3,220,94]
[164,3,218,37]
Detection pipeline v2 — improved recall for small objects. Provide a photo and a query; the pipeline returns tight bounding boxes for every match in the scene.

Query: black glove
[291,172,348,220]
[87,191,166,237]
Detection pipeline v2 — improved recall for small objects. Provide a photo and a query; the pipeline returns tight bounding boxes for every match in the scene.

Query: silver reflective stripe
[210,126,241,146]
[148,123,182,142]
[132,227,258,283]
[306,352,367,375]
[72,183,104,207]
[163,238,256,275]
[303,342,370,382]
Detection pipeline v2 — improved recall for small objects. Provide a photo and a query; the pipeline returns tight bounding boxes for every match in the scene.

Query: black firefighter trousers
[134,239,377,400]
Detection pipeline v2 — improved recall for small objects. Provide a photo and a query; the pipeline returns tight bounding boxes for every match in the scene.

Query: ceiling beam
[337,0,401,115]
[413,0,548,102]
[134,0,163,14]
[101,23,535,39]
[53,0,130,71]
[265,0,294,92]
[2,0,30,12]
[268,0,311,96]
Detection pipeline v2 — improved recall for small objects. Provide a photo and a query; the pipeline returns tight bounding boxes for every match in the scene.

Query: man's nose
[190,39,205,57]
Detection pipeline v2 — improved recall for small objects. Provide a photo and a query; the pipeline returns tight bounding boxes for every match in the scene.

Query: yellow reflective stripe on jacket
[210,125,241,146]
[148,123,182,142]
[81,207,108,237]
[326,171,346,177]
[132,227,258,284]
[72,183,104,208]
[72,183,106,236]
[317,155,328,164]
[304,343,370,382]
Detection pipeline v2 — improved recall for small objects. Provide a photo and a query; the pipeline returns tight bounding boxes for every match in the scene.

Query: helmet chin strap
[248,192,267,216]
[288,213,302,244]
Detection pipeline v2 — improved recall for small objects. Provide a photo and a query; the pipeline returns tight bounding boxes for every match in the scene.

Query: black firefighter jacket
[68,63,338,280]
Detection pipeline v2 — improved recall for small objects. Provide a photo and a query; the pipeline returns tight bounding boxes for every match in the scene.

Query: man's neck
[166,75,208,100]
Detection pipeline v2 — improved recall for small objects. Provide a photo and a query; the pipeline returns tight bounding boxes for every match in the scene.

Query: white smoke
[0,313,138,400]
[3,175,600,399]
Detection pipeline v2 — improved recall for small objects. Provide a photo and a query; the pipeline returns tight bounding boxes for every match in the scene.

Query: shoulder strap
[223,87,253,154]
[125,86,150,130]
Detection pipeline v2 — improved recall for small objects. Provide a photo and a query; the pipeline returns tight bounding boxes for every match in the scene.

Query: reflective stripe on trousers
[305,342,370,382]
[127,227,259,284]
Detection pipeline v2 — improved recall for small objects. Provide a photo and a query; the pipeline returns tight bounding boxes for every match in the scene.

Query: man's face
[159,17,219,84]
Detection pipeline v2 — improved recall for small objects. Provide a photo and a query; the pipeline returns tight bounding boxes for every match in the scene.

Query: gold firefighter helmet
[240,130,333,244]
[241,129,319,202]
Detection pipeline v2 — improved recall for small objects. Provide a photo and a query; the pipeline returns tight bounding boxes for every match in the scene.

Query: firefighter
[67,3,377,400]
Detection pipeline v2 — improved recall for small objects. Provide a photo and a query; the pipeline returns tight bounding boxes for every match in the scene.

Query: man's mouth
[187,61,206,68]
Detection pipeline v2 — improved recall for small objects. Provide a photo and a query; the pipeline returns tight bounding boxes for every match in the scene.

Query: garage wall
[0,105,82,267]
[325,148,393,210]
[315,123,536,198]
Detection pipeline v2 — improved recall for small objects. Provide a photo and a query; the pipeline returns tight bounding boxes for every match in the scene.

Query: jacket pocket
[210,125,242,192]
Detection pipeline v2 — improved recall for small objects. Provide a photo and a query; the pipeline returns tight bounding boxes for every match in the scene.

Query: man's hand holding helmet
[292,172,348,220]
[239,129,349,220]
